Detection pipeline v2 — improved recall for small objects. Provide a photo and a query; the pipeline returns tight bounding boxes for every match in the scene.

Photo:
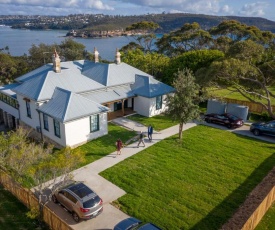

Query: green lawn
[0,185,48,230]
[208,87,275,104]
[256,203,275,230]
[76,122,137,166]
[126,114,179,131]
[100,125,275,230]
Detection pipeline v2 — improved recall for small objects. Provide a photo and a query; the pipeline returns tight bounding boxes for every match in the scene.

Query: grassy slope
[208,87,275,104]
[100,125,275,229]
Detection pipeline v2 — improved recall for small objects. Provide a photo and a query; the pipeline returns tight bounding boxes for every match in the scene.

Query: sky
[0,0,274,22]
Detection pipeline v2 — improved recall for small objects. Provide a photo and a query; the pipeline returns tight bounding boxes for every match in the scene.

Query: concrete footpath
[66,118,197,230]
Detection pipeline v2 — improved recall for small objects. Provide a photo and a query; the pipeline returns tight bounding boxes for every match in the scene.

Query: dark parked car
[204,113,244,128]
[52,182,103,222]
[250,120,275,136]
[114,217,162,230]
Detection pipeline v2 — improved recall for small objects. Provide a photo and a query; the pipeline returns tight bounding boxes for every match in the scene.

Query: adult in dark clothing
[148,125,153,142]
[137,131,145,147]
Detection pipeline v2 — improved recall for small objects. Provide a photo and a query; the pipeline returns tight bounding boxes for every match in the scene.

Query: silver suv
[52,182,103,222]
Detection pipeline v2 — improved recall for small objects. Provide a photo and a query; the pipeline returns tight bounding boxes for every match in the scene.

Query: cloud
[115,0,234,16]
[0,0,114,10]
[238,2,268,17]
[219,5,234,15]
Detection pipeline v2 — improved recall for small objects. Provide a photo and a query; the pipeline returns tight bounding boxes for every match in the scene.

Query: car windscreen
[68,183,94,198]
[83,195,101,208]
[227,114,238,120]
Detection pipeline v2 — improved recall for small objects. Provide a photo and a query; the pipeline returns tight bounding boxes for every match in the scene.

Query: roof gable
[13,73,48,100]
[131,75,175,98]
[38,87,109,122]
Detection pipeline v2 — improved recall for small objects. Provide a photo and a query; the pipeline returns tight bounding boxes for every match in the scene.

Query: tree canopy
[205,39,275,118]
[156,22,212,56]
[165,68,204,139]
[161,49,224,85]
[121,48,169,79]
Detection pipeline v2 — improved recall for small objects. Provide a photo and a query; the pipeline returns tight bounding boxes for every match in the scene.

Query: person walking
[116,138,123,157]
[148,124,153,142]
[137,131,145,147]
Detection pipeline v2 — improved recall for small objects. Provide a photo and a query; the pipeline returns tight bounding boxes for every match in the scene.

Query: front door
[114,101,122,111]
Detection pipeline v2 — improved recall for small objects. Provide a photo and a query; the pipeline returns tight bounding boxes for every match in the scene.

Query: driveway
[47,119,275,230]
[205,122,275,143]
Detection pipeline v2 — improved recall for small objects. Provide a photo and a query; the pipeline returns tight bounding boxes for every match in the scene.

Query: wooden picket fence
[0,170,73,230]
[218,97,275,114]
[242,186,275,230]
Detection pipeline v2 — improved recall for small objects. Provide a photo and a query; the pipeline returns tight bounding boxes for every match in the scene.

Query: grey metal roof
[13,61,105,101]
[38,87,109,123]
[131,75,175,98]
[82,61,151,87]
[12,59,174,119]
[16,64,52,82]
[81,85,135,104]
[0,83,20,98]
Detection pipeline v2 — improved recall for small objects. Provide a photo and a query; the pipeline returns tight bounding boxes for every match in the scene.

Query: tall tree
[0,54,29,85]
[121,48,169,78]
[156,22,212,56]
[28,39,87,70]
[206,40,275,118]
[59,38,86,61]
[165,68,204,139]
[209,20,275,46]
[125,21,159,52]
[28,43,57,69]
[161,49,224,85]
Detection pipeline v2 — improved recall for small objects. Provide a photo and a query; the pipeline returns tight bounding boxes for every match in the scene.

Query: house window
[90,114,99,132]
[156,95,163,110]
[53,119,60,138]
[43,114,49,131]
[26,101,31,118]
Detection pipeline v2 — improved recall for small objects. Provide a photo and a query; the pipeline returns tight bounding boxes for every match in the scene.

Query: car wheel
[253,129,260,136]
[227,124,232,129]
[205,118,211,123]
[52,195,58,203]
[72,212,80,222]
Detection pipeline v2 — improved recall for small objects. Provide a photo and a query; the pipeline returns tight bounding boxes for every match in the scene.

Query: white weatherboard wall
[149,95,168,117]
[40,114,66,147]
[134,96,151,117]
[0,101,19,118]
[128,98,133,108]
[64,113,108,147]
[17,94,40,129]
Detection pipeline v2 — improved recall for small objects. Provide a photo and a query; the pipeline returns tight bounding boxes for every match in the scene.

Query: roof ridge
[105,64,110,86]
[57,88,72,122]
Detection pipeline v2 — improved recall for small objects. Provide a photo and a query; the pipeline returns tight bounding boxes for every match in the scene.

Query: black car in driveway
[204,113,244,129]
[114,217,162,230]
[250,120,275,137]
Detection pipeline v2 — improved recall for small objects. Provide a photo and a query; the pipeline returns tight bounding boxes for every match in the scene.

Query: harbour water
[0,25,135,61]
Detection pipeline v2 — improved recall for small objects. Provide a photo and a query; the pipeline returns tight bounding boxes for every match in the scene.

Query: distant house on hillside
[0,49,174,148]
